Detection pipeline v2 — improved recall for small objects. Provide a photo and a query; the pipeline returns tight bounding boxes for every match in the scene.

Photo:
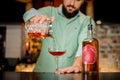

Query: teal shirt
[23,5,95,72]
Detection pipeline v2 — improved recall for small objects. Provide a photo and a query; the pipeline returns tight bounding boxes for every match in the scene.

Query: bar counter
[1,72,120,80]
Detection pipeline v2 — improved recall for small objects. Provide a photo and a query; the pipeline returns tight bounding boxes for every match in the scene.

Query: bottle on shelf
[82,17,99,73]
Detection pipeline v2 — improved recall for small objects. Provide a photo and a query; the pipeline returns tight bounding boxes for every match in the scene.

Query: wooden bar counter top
[1,72,120,80]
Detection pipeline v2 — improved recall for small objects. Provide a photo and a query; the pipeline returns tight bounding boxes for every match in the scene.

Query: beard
[62,5,79,19]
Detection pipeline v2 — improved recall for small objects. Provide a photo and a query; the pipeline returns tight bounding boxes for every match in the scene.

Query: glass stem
[56,56,59,71]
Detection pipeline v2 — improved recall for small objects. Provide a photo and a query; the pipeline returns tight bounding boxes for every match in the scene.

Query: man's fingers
[30,15,48,23]
[50,17,55,22]
[59,67,74,73]
[59,66,82,74]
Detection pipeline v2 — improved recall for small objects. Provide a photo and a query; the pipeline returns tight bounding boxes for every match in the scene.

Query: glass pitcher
[25,21,51,39]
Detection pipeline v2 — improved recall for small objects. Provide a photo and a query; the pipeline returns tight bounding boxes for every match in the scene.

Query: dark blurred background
[0,0,26,23]
[94,0,120,23]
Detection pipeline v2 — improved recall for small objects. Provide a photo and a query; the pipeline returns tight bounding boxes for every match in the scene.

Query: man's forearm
[72,56,83,70]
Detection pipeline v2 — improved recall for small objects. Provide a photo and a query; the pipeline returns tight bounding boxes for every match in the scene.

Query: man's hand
[58,66,82,74]
[59,56,83,74]
[29,15,55,23]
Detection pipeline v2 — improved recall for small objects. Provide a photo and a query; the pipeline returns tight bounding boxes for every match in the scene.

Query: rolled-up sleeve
[23,8,40,22]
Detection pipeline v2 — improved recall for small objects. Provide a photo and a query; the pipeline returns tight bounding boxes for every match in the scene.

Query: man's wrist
[72,56,83,69]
